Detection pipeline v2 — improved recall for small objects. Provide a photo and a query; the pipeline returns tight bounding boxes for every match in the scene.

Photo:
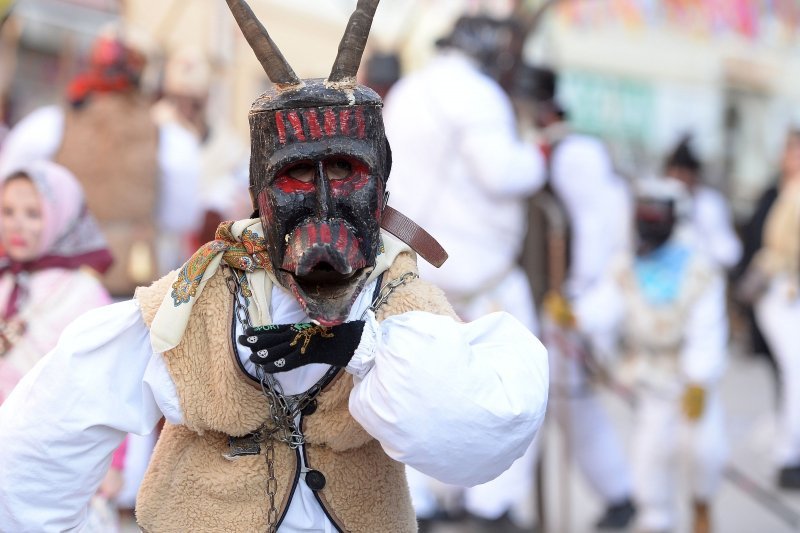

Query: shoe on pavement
[595,498,636,530]
[778,464,800,489]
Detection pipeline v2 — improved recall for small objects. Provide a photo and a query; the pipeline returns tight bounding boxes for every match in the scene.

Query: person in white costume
[576,178,728,533]
[0,32,202,286]
[664,136,742,270]
[0,2,549,531]
[151,46,251,244]
[751,129,800,490]
[516,63,636,530]
[384,15,545,531]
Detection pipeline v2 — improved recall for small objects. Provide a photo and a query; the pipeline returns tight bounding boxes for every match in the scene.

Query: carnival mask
[228,0,390,325]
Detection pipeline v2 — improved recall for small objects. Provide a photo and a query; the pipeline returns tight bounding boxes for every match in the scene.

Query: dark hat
[365,52,401,88]
[665,135,701,172]
[513,63,557,103]
[436,15,512,59]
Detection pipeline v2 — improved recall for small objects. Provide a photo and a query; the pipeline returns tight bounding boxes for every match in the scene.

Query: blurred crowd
[0,3,797,533]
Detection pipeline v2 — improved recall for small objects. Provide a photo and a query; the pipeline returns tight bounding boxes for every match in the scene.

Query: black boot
[465,511,536,533]
[778,464,800,489]
[595,498,636,530]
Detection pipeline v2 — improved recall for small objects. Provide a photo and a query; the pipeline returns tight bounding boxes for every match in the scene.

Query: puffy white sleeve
[680,271,728,386]
[0,105,64,176]
[347,311,548,487]
[0,300,182,531]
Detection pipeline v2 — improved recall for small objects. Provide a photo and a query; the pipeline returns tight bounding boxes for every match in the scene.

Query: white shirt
[384,52,545,298]
[550,133,633,299]
[0,105,202,235]
[689,185,742,270]
[0,281,549,531]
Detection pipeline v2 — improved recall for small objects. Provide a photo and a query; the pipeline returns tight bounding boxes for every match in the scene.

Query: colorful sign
[555,0,800,42]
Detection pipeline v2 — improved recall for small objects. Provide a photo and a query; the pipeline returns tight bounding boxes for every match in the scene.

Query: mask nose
[315,160,334,219]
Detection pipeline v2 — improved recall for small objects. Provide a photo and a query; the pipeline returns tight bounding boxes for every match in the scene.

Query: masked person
[576,178,728,533]
[383,15,545,531]
[515,63,636,530]
[0,2,549,531]
[0,30,202,296]
[664,135,742,270]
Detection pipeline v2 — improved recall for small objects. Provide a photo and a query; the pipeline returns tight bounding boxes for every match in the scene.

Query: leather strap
[380,205,448,267]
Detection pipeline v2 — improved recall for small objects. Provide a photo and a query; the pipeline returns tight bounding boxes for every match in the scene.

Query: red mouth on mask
[280,219,371,326]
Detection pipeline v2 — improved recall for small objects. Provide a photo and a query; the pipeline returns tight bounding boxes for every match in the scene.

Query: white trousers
[755,277,800,466]
[631,387,727,531]
[545,321,633,505]
[407,267,540,525]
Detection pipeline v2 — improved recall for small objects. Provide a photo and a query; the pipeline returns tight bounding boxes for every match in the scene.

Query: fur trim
[135,252,454,532]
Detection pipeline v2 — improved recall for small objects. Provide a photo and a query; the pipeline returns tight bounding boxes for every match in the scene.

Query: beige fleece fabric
[134,252,456,532]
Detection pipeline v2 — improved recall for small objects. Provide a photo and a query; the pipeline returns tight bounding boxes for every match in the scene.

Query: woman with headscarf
[0,160,113,401]
[0,160,124,531]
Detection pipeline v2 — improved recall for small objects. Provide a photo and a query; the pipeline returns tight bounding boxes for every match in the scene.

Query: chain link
[225,266,417,532]
[264,440,279,533]
[226,267,329,533]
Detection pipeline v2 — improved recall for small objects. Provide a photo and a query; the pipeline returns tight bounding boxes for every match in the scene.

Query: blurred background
[4,0,800,220]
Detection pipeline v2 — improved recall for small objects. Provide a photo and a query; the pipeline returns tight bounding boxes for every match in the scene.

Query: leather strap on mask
[380,205,448,267]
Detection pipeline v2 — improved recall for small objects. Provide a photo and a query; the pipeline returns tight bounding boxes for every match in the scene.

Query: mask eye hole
[324,157,353,181]
[284,162,316,183]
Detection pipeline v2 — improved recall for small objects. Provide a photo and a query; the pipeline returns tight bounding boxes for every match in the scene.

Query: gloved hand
[542,290,576,329]
[681,384,705,421]
[239,321,365,373]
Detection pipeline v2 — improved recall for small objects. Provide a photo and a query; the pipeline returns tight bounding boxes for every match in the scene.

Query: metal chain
[225,266,418,532]
[362,272,418,319]
[264,439,279,533]
[226,267,328,533]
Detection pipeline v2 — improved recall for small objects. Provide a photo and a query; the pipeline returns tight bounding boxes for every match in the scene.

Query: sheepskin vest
[134,252,457,532]
[55,93,159,297]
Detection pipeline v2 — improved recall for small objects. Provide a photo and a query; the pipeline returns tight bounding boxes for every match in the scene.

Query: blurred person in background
[664,135,742,271]
[152,46,250,246]
[515,63,637,530]
[0,160,125,531]
[384,14,545,532]
[0,29,202,297]
[576,177,728,533]
[747,129,800,490]
[363,51,401,100]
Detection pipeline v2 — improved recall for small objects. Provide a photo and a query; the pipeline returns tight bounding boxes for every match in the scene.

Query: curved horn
[225,0,301,87]
[328,0,380,83]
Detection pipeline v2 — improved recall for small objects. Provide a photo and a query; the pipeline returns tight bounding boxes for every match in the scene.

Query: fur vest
[55,94,159,296]
[133,252,456,532]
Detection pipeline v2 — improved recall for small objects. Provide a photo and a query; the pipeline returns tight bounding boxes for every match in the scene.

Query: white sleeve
[680,272,728,386]
[458,88,545,198]
[552,139,625,295]
[157,123,202,233]
[694,189,743,269]
[0,300,182,531]
[347,311,548,487]
[0,105,64,176]
[573,273,625,359]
